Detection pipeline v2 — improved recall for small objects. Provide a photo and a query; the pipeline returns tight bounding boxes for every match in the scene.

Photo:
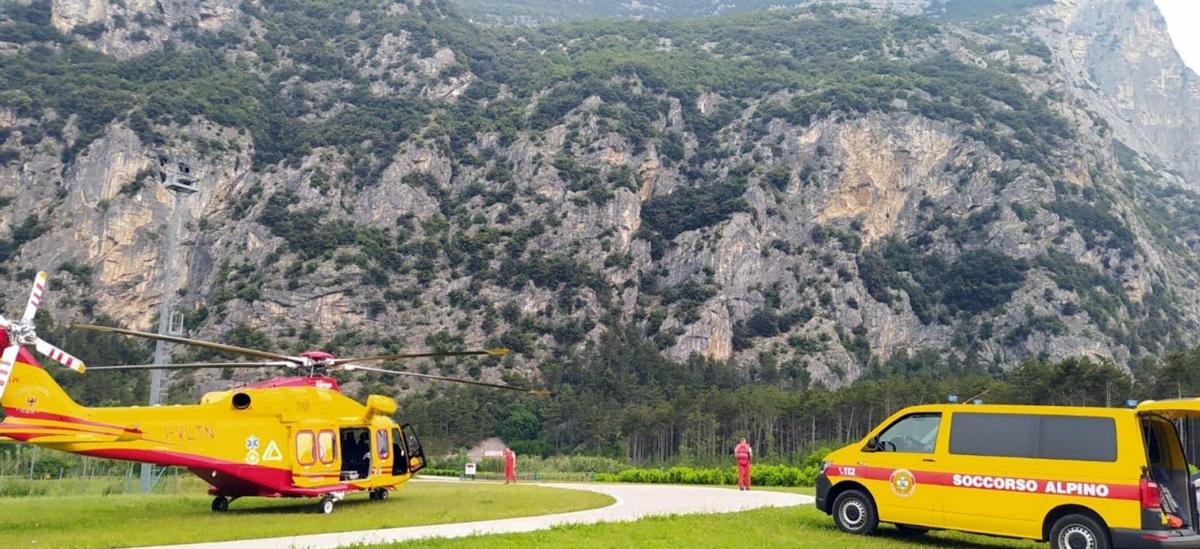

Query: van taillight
[1140,478,1162,510]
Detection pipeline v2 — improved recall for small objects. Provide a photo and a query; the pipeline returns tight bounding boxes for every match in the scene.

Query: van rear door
[1137,400,1200,531]
[1137,399,1200,417]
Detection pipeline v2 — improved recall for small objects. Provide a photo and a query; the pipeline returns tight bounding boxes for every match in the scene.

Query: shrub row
[593,463,820,487]
[429,454,629,474]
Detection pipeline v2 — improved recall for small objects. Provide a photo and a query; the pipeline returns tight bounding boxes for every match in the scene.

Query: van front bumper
[1111,529,1200,548]
[815,472,832,514]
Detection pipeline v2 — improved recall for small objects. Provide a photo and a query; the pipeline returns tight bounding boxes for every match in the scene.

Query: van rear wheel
[1049,514,1109,549]
[832,489,878,535]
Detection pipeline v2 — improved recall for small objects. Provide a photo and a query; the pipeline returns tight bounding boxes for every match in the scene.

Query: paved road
[142,481,812,549]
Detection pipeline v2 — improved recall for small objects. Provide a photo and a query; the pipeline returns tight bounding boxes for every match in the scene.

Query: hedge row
[593,463,820,487]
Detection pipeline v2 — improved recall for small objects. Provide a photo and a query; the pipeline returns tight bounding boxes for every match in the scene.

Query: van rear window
[950,413,1116,462]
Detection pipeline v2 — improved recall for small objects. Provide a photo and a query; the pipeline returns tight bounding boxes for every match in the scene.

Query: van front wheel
[832,489,878,535]
[1049,514,1110,549]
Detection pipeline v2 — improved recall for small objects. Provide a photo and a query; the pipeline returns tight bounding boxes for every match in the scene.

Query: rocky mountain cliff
[1,0,1199,399]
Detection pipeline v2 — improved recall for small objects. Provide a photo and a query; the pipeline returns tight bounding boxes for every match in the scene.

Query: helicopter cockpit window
[377,429,390,460]
[317,430,337,465]
[296,431,316,466]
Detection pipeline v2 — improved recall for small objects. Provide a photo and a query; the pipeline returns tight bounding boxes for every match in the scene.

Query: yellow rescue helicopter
[0,273,538,513]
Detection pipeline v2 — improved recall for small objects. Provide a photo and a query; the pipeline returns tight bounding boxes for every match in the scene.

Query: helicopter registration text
[163,424,216,441]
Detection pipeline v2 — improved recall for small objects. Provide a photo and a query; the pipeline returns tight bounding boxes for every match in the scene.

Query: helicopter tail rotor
[0,272,86,398]
[34,338,85,373]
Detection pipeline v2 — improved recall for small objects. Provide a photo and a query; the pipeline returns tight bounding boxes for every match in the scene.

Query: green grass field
[0,480,613,549]
[393,504,1043,549]
[382,485,1041,549]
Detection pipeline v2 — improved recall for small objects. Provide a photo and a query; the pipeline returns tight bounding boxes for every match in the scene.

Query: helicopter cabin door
[401,424,426,473]
[291,427,339,488]
[338,427,373,481]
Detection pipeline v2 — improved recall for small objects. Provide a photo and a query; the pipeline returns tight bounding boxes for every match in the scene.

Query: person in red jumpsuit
[503,447,517,484]
[735,437,753,491]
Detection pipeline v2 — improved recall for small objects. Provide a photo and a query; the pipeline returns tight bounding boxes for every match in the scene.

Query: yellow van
[815,401,1200,549]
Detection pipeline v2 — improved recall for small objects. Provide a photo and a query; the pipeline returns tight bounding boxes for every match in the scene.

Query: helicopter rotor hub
[7,320,37,346]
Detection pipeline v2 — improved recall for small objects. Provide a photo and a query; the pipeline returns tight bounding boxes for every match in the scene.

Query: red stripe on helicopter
[3,409,144,435]
[0,421,164,443]
[0,421,171,445]
[0,422,122,435]
[824,464,1139,500]
[81,448,358,497]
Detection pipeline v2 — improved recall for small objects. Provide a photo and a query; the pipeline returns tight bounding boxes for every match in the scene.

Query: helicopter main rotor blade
[21,271,47,323]
[87,361,295,371]
[72,324,300,364]
[331,348,510,366]
[343,364,547,395]
[0,344,20,397]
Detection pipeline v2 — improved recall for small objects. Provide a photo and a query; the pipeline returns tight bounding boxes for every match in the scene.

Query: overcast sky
[1155,0,1200,73]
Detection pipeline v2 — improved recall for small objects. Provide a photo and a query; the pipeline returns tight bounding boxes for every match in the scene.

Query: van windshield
[877,413,941,453]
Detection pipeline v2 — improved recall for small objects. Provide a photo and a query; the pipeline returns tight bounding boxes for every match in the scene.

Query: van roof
[899,403,1136,416]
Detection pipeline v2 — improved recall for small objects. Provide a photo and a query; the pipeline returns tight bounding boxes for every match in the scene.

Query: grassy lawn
[0,480,613,549]
[393,502,1043,549]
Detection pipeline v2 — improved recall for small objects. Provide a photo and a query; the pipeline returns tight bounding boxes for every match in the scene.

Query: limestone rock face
[818,117,958,246]
[3,0,1200,395]
[48,0,241,58]
[1039,0,1200,186]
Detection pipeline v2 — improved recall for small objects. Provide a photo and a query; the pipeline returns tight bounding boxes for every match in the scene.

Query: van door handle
[922,458,936,463]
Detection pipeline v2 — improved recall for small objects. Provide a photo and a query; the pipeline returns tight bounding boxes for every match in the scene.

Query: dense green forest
[9,316,1200,472]
[395,326,1200,466]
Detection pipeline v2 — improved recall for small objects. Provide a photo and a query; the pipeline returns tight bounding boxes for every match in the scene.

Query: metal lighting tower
[140,156,197,493]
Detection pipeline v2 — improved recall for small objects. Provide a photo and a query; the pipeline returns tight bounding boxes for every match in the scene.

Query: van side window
[950,413,1038,458]
[950,413,1117,462]
[876,413,941,453]
[1039,415,1116,461]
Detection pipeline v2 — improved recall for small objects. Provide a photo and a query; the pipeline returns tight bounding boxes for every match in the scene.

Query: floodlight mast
[141,157,198,493]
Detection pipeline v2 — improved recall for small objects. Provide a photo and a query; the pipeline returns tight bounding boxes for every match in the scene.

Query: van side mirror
[864,435,881,452]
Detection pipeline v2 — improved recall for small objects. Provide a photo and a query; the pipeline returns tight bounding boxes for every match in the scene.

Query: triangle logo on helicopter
[262,440,283,462]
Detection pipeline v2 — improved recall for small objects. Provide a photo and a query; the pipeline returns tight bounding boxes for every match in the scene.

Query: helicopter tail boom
[0,359,88,438]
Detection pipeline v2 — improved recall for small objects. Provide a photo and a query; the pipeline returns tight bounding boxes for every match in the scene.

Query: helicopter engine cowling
[365,395,397,418]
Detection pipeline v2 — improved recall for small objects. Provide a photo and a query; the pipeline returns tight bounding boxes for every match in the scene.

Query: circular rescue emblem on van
[890,468,917,498]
